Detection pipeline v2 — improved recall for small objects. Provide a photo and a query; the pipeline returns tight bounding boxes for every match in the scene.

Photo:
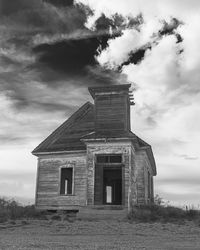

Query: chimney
[88,84,134,134]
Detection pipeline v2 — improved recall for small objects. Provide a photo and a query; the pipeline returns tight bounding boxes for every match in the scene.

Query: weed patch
[128,204,200,224]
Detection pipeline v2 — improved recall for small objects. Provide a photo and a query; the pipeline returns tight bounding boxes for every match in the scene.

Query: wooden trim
[59,163,75,196]
[33,150,86,156]
[121,164,125,206]
[35,158,40,206]
[82,138,132,143]
[32,102,93,154]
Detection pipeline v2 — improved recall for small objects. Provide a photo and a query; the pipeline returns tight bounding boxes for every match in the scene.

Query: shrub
[0,197,45,223]
[128,204,200,223]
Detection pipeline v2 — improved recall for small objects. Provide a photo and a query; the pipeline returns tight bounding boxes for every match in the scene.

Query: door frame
[94,163,125,206]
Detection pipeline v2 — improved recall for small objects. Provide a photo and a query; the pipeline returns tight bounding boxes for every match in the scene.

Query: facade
[32,84,156,215]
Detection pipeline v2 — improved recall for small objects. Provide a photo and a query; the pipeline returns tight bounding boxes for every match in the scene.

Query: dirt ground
[0,219,200,250]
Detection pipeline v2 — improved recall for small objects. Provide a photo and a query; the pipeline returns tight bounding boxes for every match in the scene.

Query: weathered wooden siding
[135,150,154,204]
[86,141,132,209]
[35,143,155,210]
[36,153,87,210]
[95,94,130,132]
[94,164,103,205]
[129,147,137,208]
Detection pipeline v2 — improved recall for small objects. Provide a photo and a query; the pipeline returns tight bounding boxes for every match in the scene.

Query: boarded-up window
[60,168,73,195]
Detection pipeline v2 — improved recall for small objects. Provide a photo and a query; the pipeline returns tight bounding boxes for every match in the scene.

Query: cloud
[33,37,99,74]
[97,17,183,70]
[1,0,200,206]
[0,168,36,201]
[0,0,134,109]
[44,0,74,7]
[177,154,198,161]
[0,0,41,16]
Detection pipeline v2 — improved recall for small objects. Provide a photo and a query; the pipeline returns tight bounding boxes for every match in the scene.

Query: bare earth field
[0,219,200,250]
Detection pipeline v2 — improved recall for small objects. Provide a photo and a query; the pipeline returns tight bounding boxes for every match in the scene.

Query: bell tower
[88,84,134,135]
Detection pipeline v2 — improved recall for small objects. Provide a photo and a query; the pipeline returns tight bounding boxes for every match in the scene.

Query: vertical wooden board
[94,164,103,205]
[151,176,154,202]
[121,165,125,205]
[95,94,130,132]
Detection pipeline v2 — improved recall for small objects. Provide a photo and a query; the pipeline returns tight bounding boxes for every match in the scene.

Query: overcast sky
[0,0,200,207]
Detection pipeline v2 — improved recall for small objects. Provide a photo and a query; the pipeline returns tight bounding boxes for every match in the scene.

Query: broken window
[60,168,73,195]
[96,154,122,163]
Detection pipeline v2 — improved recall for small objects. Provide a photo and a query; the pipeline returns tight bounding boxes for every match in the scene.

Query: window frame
[95,154,123,164]
[59,164,75,196]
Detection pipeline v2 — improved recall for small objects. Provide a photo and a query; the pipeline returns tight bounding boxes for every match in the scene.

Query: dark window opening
[60,168,73,195]
[96,154,122,163]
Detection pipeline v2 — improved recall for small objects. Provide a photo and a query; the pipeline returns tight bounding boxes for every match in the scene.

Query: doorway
[103,167,122,205]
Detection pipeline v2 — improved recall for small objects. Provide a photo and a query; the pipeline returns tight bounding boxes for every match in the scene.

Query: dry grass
[0,197,45,222]
[0,197,200,249]
[128,204,200,224]
[1,197,200,226]
[0,219,200,249]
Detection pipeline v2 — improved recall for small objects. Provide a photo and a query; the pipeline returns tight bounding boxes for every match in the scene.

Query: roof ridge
[32,101,94,154]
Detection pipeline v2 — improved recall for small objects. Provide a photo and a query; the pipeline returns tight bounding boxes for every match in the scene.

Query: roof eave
[32,149,86,156]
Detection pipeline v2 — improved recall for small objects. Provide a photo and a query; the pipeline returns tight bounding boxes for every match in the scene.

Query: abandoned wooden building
[32,84,156,217]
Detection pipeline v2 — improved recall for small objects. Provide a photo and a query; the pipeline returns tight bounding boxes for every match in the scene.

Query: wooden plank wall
[94,164,103,205]
[130,147,137,207]
[135,150,154,204]
[95,95,130,132]
[36,153,87,210]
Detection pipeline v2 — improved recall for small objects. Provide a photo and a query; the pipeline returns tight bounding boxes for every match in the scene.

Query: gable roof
[32,100,156,175]
[32,102,94,154]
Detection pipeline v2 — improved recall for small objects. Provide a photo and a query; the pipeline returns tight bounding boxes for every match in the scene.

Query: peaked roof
[32,100,156,175]
[32,102,94,154]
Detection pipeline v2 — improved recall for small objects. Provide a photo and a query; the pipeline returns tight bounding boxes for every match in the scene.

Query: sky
[0,0,200,207]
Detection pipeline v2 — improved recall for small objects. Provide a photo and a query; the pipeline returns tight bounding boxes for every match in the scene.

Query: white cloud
[1,0,200,206]
[77,0,200,22]
[81,0,200,205]
[97,18,163,69]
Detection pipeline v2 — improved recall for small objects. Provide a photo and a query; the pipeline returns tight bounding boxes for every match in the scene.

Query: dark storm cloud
[0,0,41,16]
[44,0,74,7]
[119,46,151,70]
[0,0,93,112]
[93,13,143,50]
[33,37,99,74]
[32,12,142,81]
[0,0,153,116]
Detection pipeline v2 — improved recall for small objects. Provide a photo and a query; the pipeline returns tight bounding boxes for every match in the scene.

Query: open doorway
[103,167,122,205]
